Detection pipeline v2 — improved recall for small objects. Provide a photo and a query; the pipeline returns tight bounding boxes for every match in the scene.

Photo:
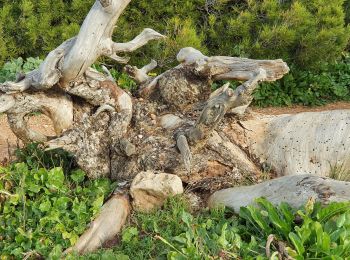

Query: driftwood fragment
[208,175,350,212]
[65,193,130,255]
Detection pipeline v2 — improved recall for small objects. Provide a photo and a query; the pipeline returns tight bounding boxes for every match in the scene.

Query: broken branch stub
[65,193,130,255]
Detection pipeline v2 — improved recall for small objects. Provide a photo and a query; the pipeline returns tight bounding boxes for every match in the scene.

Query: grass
[329,162,350,182]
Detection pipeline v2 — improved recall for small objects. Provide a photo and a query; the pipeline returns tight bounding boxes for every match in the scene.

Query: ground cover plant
[72,197,350,259]
[0,144,116,259]
[1,145,350,259]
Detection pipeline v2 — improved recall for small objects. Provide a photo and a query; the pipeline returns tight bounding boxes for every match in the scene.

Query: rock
[208,174,350,212]
[159,114,183,130]
[130,171,184,212]
[119,138,136,157]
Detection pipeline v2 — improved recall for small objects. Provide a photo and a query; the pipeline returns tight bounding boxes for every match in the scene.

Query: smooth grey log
[208,175,350,212]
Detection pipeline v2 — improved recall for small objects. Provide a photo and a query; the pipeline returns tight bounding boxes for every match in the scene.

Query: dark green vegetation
[0,144,116,258]
[0,146,349,259]
[1,0,350,68]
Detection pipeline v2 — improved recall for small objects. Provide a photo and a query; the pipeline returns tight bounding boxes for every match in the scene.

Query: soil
[0,114,55,164]
[1,101,350,164]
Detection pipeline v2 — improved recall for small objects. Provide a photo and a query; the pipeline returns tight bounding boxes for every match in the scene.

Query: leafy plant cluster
[0,57,42,83]
[1,144,350,259]
[253,55,350,106]
[0,144,116,259]
[74,197,350,260]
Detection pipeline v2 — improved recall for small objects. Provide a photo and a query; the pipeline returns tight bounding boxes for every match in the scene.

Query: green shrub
[253,56,350,106]
[1,0,349,70]
[210,0,350,69]
[0,145,116,258]
[0,0,92,66]
[0,57,42,83]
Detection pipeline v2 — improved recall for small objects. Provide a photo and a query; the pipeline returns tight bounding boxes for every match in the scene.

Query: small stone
[160,114,184,130]
[150,114,157,120]
[151,120,157,125]
[130,171,184,212]
[138,135,143,139]
[119,139,136,157]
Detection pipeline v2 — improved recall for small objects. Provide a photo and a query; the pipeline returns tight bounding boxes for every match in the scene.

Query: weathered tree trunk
[225,110,350,177]
[208,174,350,212]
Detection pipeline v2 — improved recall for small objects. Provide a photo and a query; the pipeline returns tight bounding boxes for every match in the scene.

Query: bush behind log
[0,0,349,69]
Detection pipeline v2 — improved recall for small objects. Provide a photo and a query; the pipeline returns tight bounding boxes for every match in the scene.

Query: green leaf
[47,167,65,190]
[122,227,139,243]
[70,169,85,183]
[54,197,71,210]
[317,202,350,223]
[256,198,291,236]
[181,210,193,227]
[336,213,346,228]
[289,232,305,256]
[39,200,51,212]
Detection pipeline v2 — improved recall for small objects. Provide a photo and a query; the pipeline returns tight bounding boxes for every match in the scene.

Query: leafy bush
[253,56,350,106]
[1,0,349,70]
[0,145,116,258]
[240,198,350,259]
[0,57,42,83]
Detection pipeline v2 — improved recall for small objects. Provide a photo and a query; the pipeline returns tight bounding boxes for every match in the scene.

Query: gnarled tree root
[65,193,130,255]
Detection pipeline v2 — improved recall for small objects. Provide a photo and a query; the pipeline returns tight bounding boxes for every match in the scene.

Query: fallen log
[208,174,350,212]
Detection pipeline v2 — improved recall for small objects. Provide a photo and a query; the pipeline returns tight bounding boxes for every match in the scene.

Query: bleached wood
[1,0,165,90]
[237,110,350,178]
[2,90,73,143]
[208,175,350,212]
[65,193,130,255]
[178,47,289,82]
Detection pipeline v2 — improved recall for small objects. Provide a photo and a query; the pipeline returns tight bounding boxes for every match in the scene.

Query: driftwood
[1,0,350,255]
[225,110,350,177]
[208,175,350,212]
[1,0,348,183]
[65,193,130,255]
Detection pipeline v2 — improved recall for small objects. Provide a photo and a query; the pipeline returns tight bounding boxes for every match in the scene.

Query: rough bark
[2,0,344,186]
